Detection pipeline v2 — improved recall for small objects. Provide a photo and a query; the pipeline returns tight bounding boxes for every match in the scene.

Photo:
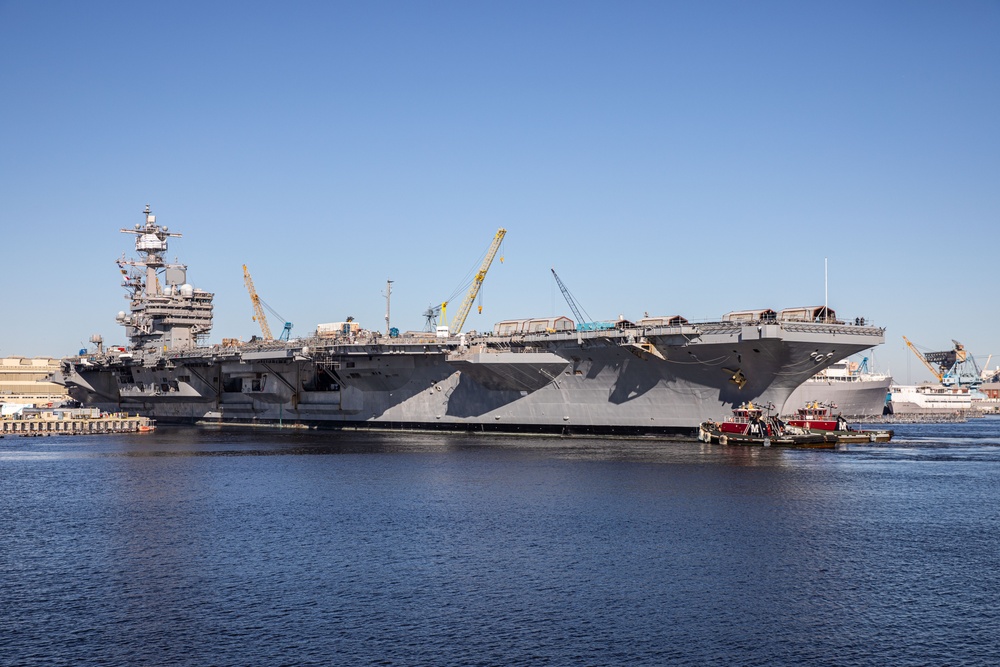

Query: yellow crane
[445,227,506,335]
[243,264,294,341]
[902,335,943,382]
[243,264,273,340]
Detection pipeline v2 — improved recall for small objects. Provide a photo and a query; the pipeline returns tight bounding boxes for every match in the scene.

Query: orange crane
[243,264,273,340]
[902,335,943,382]
[243,265,294,341]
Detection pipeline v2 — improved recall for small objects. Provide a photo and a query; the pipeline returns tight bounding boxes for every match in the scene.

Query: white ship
[887,384,973,415]
[783,357,891,417]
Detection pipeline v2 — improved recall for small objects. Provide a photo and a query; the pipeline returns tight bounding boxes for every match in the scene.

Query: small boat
[785,402,893,443]
[698,402,836,447]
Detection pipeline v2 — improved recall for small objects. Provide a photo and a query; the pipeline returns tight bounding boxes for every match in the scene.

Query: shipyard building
[0,357,69,408]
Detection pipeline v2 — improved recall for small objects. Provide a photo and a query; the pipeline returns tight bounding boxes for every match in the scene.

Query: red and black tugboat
[698,402,836,447]
[785,402,893,443]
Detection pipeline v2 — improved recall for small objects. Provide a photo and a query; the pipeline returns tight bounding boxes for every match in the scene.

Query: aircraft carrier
[53,207,886,436]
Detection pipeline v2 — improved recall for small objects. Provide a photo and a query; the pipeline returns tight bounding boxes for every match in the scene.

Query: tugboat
[698,402,836,447]
[785,402,893,443]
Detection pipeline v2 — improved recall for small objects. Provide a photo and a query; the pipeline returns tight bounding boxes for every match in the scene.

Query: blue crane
[551,268,612,332]
[551,268,587,324]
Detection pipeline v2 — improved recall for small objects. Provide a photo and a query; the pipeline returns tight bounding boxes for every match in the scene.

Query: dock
[0,407,154,436]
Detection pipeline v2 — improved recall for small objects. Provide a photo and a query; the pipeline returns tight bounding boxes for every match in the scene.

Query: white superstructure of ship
[889,337,990,415]
[53,207,887,436]
[887,383,974,415]
[783,356,891,417]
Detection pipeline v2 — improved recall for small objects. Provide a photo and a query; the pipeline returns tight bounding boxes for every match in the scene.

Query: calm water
[3,419,1000,666]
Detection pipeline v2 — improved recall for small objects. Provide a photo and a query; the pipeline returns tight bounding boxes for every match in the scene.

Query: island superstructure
[53,207,886,436]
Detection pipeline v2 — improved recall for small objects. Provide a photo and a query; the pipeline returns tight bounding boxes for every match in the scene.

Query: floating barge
[0,407,155,436]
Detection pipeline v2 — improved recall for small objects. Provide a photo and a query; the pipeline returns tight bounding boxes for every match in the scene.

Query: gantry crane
[904,336,984,386]
[243,264,293,341]
[444,228,506,335]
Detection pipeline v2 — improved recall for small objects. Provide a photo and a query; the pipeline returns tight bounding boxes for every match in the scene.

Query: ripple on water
[2,423,1000,665]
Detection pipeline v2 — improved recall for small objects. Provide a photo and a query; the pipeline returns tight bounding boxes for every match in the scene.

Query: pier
[0,408,154,436]
[855,411,984,424]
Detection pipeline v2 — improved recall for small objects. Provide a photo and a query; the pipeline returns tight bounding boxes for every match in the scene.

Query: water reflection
[3,420,1000,665]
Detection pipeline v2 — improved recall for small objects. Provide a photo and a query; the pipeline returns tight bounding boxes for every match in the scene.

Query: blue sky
[1,1,998,383]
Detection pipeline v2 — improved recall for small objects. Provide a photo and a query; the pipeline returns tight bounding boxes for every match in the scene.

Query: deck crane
[551,268,612,331]
[551,268,592,330]
[444,228,506,335]
[422,304,442,332]
[243,264,293,341]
